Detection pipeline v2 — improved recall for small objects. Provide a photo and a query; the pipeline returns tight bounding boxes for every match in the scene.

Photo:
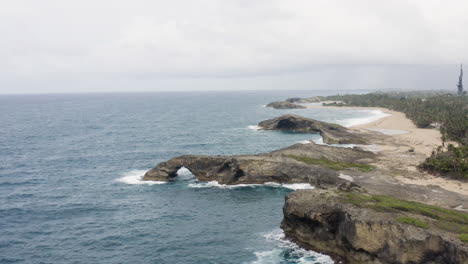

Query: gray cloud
[0,0,467,93]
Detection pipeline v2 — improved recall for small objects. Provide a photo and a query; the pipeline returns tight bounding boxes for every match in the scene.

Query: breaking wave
[115,170,166,185]
[248,229,334,264]
[188,181,314,190]
[341,109,391,127]
[248,125,262,130]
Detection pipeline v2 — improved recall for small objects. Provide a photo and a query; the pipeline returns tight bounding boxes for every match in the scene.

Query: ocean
[0,90,386,264]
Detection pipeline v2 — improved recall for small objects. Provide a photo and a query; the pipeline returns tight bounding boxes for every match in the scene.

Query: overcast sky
[1,0,467,94]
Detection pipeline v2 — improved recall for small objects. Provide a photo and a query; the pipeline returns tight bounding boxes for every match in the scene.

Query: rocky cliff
[282,189,468,264]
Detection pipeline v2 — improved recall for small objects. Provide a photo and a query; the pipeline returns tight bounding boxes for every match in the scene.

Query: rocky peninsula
[258,114,368,144]
[143,142,372,189]
[266,101,306,109]
[143,101,468,263]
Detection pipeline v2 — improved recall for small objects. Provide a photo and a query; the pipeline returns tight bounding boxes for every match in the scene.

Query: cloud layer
[1,0,467,92]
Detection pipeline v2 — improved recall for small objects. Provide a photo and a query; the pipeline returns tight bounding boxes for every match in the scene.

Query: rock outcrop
[266,101,306,109]
[258,114,367,144]
[143,143,374,187]
[143,154,343,187]
[281,189,468,264]
[286,97,322,103]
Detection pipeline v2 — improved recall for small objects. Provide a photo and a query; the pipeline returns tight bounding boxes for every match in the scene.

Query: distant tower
[457,64,464,95]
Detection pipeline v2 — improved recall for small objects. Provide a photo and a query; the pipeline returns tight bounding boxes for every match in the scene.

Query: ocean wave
[297,140,312,144]
[248,125,262,131]
[115,170,166,185]
[313,137,324,145]
[248,229,334,264]
[188,181,314,190]
[341,109,391,127]
[176,167,195,180]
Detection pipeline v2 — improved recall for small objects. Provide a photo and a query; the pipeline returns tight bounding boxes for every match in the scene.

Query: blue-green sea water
[0,90,385,264]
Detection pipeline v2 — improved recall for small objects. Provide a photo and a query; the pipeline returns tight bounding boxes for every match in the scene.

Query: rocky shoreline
[143,142,372,189]
[143,102,468,263]
[282,189,468,264]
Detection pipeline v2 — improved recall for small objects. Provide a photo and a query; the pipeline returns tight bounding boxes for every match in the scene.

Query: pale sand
[351,108,442,156]
[308,104,467,195]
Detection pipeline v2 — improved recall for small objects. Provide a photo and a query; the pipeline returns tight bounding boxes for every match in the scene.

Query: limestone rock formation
[266,101,306,109]
[281,189,468,264]
[286,97,322,103]
[143,154,343,186]
[143,143,374,187]
[258,114,368,144]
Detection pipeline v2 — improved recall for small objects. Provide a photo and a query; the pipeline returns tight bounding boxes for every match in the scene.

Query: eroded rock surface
[286,97,322,103]
[143,143,373,187]
[266,101,306,109]
[282,189,468,264]
[258,114,368,144]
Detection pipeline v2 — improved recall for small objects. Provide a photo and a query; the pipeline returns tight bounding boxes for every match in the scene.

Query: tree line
[323,92,467,179]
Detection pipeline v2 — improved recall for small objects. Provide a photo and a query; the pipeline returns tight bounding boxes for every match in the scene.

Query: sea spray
[115,170,166,185]
[248,125,262,130]
[188,181,314,190]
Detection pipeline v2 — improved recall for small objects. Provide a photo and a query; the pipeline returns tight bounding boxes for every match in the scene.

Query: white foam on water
[248,229,334,264]
[313,137,324,145]
[188,181,314,190]
[264,182,315,190]
[341,109,391,128]
[313,137,356,149]
[249,249,283,264]
[188,181,259,189]
[176,167,195,180]
[248,125,262,131]
[115,170,167,185]
[297,140,312,144]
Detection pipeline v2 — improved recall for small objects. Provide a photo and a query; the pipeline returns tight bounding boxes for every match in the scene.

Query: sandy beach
[309,104,467,196]
[352,107,442,155]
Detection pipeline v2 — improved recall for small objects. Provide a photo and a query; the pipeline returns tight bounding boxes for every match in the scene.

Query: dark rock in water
[266,101,306,109]
[281,189,468,264]
[143,143,373,186]
[258,114,367,144]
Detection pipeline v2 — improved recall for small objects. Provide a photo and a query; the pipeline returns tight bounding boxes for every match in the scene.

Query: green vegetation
[460,234,468,243]
[397,217,429,229]
[323,92,468,179]
[420,145,468,179]
[287,155,374,172]
[342,192,468,242]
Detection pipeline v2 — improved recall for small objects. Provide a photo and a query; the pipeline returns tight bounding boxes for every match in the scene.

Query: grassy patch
[342,192,468,240]
[288,155,374,172]
[460,234,468,243]
[397,217,429,229]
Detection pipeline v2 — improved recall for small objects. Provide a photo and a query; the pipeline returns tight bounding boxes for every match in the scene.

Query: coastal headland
[143,95,468,263]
